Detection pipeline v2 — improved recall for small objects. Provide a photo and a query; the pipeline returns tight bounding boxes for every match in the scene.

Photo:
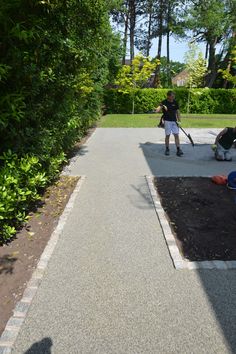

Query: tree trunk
[167,31,170,86]
[166,0,171,86]
[129,0,136,61]
[146,8,153,57]
[205,42,209,60]
[205,38,217,87]
[153,0,164,87]
[157,26,162,59]
[122,10,129,65]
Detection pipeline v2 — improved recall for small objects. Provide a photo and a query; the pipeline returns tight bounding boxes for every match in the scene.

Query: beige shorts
[164,121,179,135]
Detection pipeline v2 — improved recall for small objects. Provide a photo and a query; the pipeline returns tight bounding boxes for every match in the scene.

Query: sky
[123,32,208,64]
[112,22,198,63]
[150,37,192,63]
[143,36,207,63]
[113,23,220,64]
[134,35,222,63]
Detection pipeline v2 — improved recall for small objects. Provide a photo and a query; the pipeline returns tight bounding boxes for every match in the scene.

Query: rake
[176,122,194,147]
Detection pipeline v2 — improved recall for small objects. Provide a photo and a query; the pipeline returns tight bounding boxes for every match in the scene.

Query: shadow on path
[0,255,17,275]
[24,337,53,354]
[140,141,236,353]
[128,183,154,210]
[197,270,236,352]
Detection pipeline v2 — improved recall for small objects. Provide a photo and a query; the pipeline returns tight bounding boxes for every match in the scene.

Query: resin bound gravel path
[2,128,236,354]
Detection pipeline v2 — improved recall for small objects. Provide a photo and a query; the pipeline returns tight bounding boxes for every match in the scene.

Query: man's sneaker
[176,148,183,157]
[165,148,170,156]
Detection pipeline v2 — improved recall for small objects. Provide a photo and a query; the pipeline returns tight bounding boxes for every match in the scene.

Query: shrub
[104,88,236,114]
[0,0,120,241]
[0,151,47,241]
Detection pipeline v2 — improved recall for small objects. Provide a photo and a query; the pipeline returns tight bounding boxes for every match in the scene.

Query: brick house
[172,69,189,87]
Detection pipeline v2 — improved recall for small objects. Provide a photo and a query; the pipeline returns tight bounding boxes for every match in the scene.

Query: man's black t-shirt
[161,99,179,121]
[219,127,236,149]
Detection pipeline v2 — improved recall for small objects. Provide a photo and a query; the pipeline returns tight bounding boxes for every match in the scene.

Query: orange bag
[211,175,227,185]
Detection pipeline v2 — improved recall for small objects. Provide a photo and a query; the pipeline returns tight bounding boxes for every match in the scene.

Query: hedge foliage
[104,88,236,114]
[0,0,120,241]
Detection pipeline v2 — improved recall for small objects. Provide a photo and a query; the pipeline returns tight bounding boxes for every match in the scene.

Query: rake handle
[176,122,194,147]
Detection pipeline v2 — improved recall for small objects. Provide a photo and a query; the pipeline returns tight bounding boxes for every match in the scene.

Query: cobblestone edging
[146,175,236,271]
[0,176,86,354]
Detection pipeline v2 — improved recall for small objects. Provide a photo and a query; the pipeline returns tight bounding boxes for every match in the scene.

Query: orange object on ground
[211,175,228,185]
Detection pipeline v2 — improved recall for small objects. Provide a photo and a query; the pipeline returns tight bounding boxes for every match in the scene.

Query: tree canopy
[112,0,236,87]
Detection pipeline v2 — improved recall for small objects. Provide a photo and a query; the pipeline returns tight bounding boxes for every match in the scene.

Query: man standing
[214,127,236,161]
[156,91,183,156]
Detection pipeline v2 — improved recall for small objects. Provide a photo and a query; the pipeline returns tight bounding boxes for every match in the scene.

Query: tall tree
[165,0,184,86]
[221,0,236,87]
[129,0,147,61]
[110,0,130,64]
[134,0,155,57]
[166,0,171,85]
[151,0,184,87]
[134,0,185,86]
[151,0,168,87]
[185,0,231,87]
[111,0,145,62]
[146,0,154,57]
[129,0,136,61]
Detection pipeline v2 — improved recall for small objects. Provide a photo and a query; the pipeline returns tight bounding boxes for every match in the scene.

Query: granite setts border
[146,175,236,271]
[0,176,86,354]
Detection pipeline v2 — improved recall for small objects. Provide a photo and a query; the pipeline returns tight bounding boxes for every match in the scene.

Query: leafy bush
[0,0,121,241]
[0,151,47,241]
[104,88,236,114]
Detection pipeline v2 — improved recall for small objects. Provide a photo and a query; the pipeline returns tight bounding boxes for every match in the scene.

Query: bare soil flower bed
[154,177,236,262]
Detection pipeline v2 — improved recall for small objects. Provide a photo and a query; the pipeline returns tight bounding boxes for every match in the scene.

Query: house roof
[172,69,189,81]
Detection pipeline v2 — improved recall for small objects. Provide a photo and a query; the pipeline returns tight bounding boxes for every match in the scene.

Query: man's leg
[172,122,183,156]
[224,149,232,161]
[174,133,180,148]
[215,144,225,161]
[164,121,171,155]
[165,135,170,155]
[174,134,183,156]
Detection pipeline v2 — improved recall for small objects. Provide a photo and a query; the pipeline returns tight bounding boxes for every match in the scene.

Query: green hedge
[0,0,119,241]
[104,88,236,114]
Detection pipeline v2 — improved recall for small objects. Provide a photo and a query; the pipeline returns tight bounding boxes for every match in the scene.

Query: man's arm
[155,105,162,113]
[155,103,167,113]
[215,128,228,144]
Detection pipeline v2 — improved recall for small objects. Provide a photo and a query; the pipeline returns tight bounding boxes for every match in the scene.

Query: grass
[98,114,236,128]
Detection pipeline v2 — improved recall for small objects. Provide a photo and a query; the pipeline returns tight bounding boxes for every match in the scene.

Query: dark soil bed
[154,177,236,262]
